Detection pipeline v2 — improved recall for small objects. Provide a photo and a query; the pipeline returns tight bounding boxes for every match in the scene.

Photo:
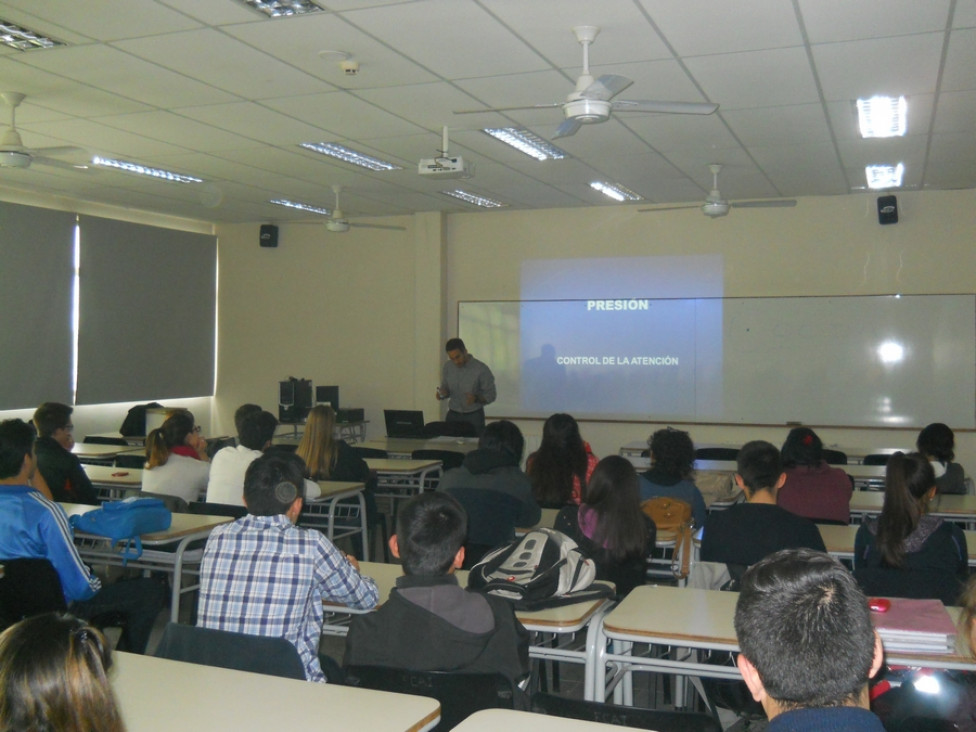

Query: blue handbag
[69,498,172,562]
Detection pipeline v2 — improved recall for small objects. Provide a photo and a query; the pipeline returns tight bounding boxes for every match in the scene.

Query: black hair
[32,402,73,439]
[736,440,783,494]
[243,452,307,516]
[581,455,649,562]
[478,420,524,463]
[0,419,35,480]
[735,549,876,710]
[395,492,467,576]
[780,427,824,468]
[877,451,936,567]
[917,423,955,463]
[528,413,588,506]
[238,410,278,451]
[234,403,263,437]
[444,337,466,353]
[648,428,695,479]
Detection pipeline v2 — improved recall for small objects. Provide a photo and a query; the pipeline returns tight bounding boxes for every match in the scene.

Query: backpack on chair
[641,497,693,580]
[467,528,614,610]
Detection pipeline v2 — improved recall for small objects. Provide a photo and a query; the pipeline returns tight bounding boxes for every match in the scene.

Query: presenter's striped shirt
[198,513,378,681]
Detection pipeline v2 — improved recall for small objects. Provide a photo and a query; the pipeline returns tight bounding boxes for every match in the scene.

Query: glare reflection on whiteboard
[878,340,905,365]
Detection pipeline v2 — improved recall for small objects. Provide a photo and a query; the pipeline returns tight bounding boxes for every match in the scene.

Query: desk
[591,585,976,705]
[453,709,644,732]
[301,480,368,562]
[326,561,613,685]
[63,503,231,622]
[361,437,479,459]
[817,523,976,566]
[83,465,143,501]
[86,432,145,446]
[273,420,370,446]
[366,458,444,511]
[111,651,440,732]
[849,492,976,525]
[72,443,143,465]
[693,459,889,491]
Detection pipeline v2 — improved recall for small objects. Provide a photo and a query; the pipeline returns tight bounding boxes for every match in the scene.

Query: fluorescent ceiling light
[856,96,907,138]
[270,199,330,216]
[0,20,64,50]
[865,163,904,189]
[235,0,324,17]
[590,181,642,202]
[441,189,507,208]
[482,128,567,161]
[91,156,202,183]
[298,142,401,171]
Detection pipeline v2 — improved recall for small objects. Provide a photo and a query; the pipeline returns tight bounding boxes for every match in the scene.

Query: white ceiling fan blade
[553,118,582,139]
[454,103,562,114]
[731,199,797,208]
[31,155,90,171]
[349,222,407,231]
[580,75,633,101]
[612,100,719,115]
[637,204,701,213]
[32,145,86,156]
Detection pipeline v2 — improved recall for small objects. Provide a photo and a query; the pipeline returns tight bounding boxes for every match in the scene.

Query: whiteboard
[458,295,976,428]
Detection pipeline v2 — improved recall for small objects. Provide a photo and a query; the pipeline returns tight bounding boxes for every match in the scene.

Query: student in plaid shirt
[198,451,378,681]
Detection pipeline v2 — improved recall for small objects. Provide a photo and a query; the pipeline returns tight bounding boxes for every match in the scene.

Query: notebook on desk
[870,597,957,654]
[383,409,425,438]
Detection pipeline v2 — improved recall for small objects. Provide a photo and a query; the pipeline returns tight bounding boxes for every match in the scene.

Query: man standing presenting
[734,549,885,731]
[436,338,496,437]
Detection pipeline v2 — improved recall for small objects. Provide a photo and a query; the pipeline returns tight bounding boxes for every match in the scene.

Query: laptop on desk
[384,409,426,439]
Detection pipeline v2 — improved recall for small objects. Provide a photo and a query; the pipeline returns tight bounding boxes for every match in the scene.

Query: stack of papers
[871,598,957,654]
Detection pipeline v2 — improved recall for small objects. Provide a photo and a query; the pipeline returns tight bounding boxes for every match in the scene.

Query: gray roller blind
[76,215,216,404]
[0,201,75,408]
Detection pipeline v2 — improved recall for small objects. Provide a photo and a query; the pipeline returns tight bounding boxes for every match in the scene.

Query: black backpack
[120,402,163,436]
[467,528,614,610]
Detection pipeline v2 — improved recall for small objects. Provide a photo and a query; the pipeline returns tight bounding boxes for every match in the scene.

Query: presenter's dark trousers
[446,408,485,437]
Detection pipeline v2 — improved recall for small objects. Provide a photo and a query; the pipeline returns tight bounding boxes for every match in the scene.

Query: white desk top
[361,437,479,456]
[61,502,231,542]
[110,651,440,732]
[817,523,976,564]
[453,709,646,732]
[83,464,143,485]
[850,491,976,517]
[310,480,365,500]
[72,443,143,459]
[366,458,443,473]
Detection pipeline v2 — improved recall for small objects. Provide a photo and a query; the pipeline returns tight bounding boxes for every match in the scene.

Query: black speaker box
[877,195,898,225]
[260,223,279,247]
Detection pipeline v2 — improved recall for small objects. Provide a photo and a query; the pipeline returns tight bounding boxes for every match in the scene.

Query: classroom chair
[863,454,893,466]
[821,448,848,465]
[351,446,389,460]
[423,421,476,438]
[694,447,739,461]
[154,622,306,680]
[344,665,515,732]
[444,486,524,568]
[188,501,246,519]
[411,449,465,472]
[530,692,721,732]
[84,435,130,446]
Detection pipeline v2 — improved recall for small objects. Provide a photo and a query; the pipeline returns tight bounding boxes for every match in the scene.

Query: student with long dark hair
[555,455,655,597]
[854,452,967,605]
[917,422,967,495]
[142,409,210,503]
[0,613,125,732]
[777,427,853,524]
[527,413,597,507]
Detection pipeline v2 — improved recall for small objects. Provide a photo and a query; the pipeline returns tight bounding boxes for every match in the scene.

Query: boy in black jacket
[343,492,530,696]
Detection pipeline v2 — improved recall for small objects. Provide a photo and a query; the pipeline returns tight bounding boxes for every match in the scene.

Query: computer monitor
[316,385,339,410]
[384,409,425,438]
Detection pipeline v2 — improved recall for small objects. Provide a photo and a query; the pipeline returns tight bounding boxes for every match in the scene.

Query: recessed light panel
[270,199,330,216]
[865,163,904,189]
[441,189,507,208]
[856,96,907,138]
[590,181,642,202]
[482,128,567,161]
[298,142,401,171]
[235,0,324,17]
[92,156,202,183]
[0,20,64,50]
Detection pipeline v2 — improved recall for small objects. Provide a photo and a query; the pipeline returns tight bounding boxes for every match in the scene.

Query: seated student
[0,419,165,654]
[853,451,967,605]
[232,403,262,444]
[198,451,378,683]
[638,427,706,527]
[32,402,98,505]
[141,409,210,503]
[735,549,885,731]
[206,409,278,505]
[917,422,967,495]
[526,413,598,507]
[555,455,655,597]
[700,440,825,578]
[437,419,541,531]
[344,492,530,696]
[776,427,853,524]
[0,613,125,732]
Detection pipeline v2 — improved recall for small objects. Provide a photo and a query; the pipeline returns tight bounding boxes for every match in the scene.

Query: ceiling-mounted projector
[418,126,473,179]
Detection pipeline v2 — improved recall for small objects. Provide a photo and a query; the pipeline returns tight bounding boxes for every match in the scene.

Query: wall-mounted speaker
[260,223,279,247]
[877,195,898,225]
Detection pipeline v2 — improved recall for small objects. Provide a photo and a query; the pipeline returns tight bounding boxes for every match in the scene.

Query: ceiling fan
[640,165,798,218]
[290,185,407,233]
[0,92,88,170]
[455,26,718,139]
